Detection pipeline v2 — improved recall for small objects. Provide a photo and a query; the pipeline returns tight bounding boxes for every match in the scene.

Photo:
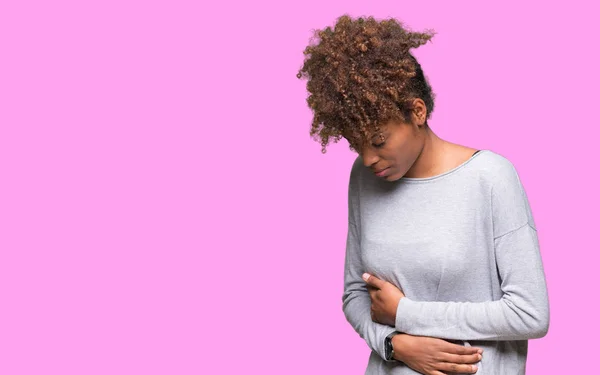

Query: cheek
[397,138,421,166]
[386,160,409,180]
[390,148,411,169]
[386,147,415,179]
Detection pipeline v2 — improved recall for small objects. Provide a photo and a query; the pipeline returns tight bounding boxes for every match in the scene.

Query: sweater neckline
[398,149,488,183]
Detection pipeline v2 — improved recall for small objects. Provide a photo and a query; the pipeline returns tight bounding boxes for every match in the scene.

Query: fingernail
[362,273,370,281]
[477,354,482,360]
[472,365,478,372]
[477,349,483,354]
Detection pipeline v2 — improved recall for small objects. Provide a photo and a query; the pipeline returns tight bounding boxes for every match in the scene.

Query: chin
[384,171,402,182]
[387,167,410,181]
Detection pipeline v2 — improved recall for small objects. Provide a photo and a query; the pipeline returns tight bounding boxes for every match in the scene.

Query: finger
[439,352,482,365]
[366,285,377,292]
[366,286,376,299]
[370,309,378,323]
[438,362,478,374]
[362,273,385,289]
[443,342,482,355]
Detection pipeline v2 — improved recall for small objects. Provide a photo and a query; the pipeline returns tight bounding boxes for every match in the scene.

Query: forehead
[343,119,405,147]
[367,120,402,137]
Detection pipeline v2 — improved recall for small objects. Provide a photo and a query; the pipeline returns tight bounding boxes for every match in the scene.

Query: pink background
[1,1,598,374]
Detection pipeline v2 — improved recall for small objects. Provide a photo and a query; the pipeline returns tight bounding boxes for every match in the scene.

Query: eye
[373,141,386,148]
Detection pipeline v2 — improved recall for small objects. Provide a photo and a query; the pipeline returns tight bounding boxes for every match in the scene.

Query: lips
[374,167,389,177]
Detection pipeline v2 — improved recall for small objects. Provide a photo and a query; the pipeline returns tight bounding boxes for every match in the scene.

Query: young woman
[297,15,549,375]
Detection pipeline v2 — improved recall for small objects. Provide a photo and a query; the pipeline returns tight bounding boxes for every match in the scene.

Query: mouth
[373,167,390,177]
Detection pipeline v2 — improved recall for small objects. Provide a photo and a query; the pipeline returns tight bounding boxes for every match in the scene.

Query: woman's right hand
[392,333,482,375]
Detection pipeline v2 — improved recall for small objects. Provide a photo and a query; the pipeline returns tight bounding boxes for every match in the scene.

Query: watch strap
[384,331,401,361]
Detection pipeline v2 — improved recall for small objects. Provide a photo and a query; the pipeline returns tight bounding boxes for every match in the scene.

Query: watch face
[385,337,393,360]
[385,333,399,360]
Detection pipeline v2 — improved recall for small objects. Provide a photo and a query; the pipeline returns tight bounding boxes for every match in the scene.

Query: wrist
[390,333,407,361]
[384,331,402,361]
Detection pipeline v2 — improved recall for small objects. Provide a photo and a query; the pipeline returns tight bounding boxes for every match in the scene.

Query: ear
[411,99,427,126]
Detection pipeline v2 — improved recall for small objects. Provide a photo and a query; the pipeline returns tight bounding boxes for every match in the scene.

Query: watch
[384,331,401,361]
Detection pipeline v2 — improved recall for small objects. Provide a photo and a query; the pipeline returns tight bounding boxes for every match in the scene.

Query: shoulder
[475,151,536,232]
[351,154,364,171]
[470,150,522,186]
[349,155,364,184]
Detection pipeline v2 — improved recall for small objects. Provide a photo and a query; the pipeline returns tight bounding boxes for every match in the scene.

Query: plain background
[1,1,598,374]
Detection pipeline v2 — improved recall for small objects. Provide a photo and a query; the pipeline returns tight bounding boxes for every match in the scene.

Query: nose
[361,146,380,168]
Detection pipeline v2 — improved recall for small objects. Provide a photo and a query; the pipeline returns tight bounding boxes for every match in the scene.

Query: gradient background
[1,1,598,374]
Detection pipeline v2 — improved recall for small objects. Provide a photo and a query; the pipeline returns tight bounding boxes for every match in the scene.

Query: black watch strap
[384,331,401,361]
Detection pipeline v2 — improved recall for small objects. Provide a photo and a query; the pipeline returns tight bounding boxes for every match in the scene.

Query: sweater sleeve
[342,158,397,361]
[394,160,550,341]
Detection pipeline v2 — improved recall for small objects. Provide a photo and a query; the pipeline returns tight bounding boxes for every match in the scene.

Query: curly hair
[296,15,437,153]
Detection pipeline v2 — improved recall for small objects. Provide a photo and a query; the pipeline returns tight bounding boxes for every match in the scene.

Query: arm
[394,161,550,341]
[345,159,488,373]
[342,219,398,361]
[341,158,397,362]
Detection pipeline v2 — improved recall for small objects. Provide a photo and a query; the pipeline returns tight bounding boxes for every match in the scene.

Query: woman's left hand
[362,273,405,327]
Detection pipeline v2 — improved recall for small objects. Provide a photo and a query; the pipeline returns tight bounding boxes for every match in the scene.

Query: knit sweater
[342,150,550,375]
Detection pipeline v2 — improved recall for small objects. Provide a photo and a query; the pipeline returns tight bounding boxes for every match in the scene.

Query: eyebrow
[370,131,387,141]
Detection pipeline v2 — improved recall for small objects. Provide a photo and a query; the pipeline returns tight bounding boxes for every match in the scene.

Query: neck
[404,128,450,178]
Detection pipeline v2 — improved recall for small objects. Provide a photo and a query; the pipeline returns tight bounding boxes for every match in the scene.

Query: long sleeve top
[342,150,549,375]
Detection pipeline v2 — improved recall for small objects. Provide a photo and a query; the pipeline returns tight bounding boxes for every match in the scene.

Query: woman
[296,15,549,375]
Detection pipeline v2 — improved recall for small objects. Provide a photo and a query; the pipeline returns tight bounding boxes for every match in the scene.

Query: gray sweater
[342,150,550,375]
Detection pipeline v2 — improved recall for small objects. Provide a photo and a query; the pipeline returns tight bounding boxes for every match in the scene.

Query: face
[358,118,426,181]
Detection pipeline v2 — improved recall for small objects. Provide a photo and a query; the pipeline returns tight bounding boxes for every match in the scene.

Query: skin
[363,273,482,375]
[352,98,483,375]
[359,99,478,181]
